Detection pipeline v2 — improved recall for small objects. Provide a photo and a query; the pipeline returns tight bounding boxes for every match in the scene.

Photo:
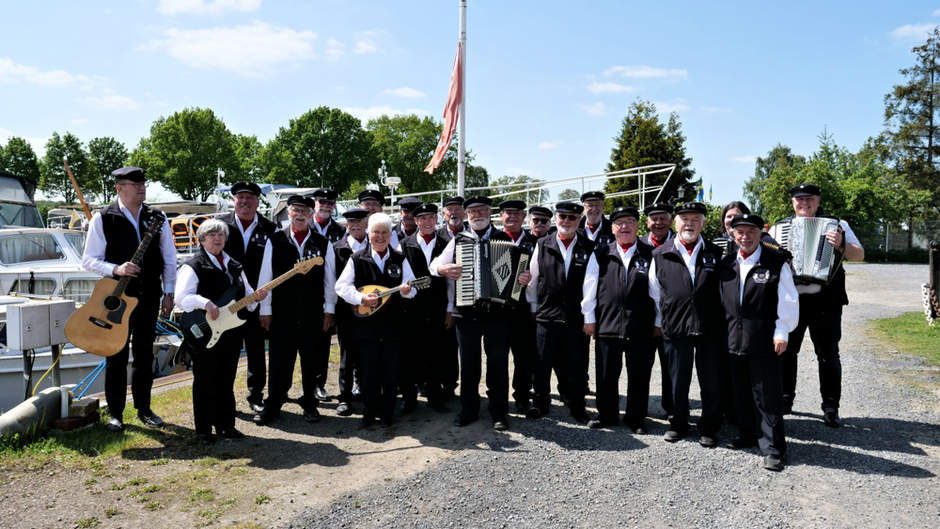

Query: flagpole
[457,0,467,197]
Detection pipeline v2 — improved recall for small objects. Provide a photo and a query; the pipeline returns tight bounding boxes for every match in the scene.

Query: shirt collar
[736,245,762,265]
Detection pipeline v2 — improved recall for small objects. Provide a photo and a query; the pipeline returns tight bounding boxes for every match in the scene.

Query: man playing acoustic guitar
[81,166,177,432]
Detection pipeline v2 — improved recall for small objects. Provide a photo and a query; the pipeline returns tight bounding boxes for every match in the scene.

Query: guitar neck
[113,230,155,297]
[226,267,300,314]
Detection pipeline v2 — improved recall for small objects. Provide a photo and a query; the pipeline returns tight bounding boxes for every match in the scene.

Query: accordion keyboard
[455,241,478,307]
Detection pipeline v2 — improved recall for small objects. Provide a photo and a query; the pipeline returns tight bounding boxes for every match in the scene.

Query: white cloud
[586,81,634,94]
[0,57,89,86]
[147,21,317,77]
[70,118,89,125]
[0,127,50,156]
[343,105,428,122]
[579,102,607,116]
[603,65,688,79]
[86,95,139,110]
[891,23,937,41]
[537,141,562,150]
[383,87,425,99]
[730,156,757,163]
[325,38,345,62]
[354,30,381,54]
[654,101,689,113]
[157,0,262,16]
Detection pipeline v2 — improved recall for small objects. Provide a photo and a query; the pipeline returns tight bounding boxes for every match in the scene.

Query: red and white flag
[424,43,462,174]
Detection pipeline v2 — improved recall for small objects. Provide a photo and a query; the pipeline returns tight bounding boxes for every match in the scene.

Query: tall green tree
[464,163,489,192]
[40,132,98,203]
[883,26,940,211]
[557,188,580,201]
[87,136,128,203]
[262,106,377,192]
[490,174,551,204]
[367,114,458,194]
[0,136,42,182]
[234,134,264,182]
[130,107,238,201]
[742,144,806,216]
[604,99,696,209]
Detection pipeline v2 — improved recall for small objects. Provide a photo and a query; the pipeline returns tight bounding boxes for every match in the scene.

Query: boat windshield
[62,232,87,258]
[0,233,65,265]
[0,202,44,228]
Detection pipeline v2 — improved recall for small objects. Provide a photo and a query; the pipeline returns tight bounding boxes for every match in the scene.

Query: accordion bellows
[455,238,531,306]
[778,216,842,285]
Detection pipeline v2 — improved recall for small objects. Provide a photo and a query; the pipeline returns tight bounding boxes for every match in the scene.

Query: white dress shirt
[82,198,178,293]
[525,233,581,313]
[730,246,800,341]
[175,250,259,313]
[335,247,417,306]
[648,235,705,328]
[276,228,338,314]
[581,243,637,325]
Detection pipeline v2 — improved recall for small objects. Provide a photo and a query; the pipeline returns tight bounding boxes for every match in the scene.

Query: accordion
[455,238,531,307]
[776,216,842,285]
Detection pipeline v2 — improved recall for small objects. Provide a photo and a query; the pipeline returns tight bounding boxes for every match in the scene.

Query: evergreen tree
[0,136,42,182]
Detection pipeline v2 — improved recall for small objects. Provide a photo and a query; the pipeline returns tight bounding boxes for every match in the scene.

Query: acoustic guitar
[181,256,323,351]
[65,215,164,357]
[352,276,431,318]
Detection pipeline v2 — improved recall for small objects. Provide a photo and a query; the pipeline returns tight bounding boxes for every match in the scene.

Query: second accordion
[776,216,843,285]
[455,237,531,307]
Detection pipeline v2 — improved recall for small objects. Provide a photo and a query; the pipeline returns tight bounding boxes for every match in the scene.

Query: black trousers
[508,309,535,404]
[336,320,360,404]
[455,318,510,419]
[595,336,653,427]
[265,323,322,412]
[400,318,448,407]
[358,339,402,422]
[242,312,267,404]
[191,347,239,435]
[534,322,590,413]
[314,322,333,388]
[652,335,673,414]
[442,324,459,394]
[783,294,843,412]
[730,354,786,458]
[663,335,723,435]
[105,294,159,418]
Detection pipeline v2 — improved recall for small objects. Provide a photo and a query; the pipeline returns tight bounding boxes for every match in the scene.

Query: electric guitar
[65,215,164,357]
[352,276,431,318]
[181,256,323,351]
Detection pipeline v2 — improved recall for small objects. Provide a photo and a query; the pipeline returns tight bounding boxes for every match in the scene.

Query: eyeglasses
[557,213,580,221]
[316,199,336,206]
[118,181,148,189]
[612,220,638,228]
[530,217,550,225]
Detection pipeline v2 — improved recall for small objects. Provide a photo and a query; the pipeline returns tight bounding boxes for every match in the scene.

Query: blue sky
[2,1,938,204]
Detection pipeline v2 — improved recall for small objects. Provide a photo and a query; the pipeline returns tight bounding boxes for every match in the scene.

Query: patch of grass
[151,458,170,466]
[231,467,248,475]
[83,478,97,486]
[104,508,119,518]
[125,476,148,486]
[109,483,126,491]
[190,487,216,502]
[142,484,162,493]
[77,518,99,528]
[869,311,940,366]
[197,456,221,468]
[197,508,222,524]
[145,501,164,511]
[254,494,271,505]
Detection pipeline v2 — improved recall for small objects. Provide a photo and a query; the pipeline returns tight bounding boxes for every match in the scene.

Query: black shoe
[441,390,455,402]
[357,417,375,430]
[247,397,265,414]
[698,435,718,448]
[377,418,394,428]
[453,413,478,427]
[304,409,321,423]
[417,383,426,397]
[400,400,418,414]
[525,407,542,420]
[763,455,784,471]
[632,425,648,435]
[514,399,531,413]
[428,401,450,414]
[218,427,245,439]
[783,401,793,415]
[314,386,332,402]
[253,409,280,425]
[106,417,124,432]
[823,409,841,428]
[197,433,215,446]
[570,408,590,424]
[138,411,164,428]
[336,402,353,417]
[493,418,509,431]
[587,419,611,429]
[664,429,684,443]
[727,437,758,450]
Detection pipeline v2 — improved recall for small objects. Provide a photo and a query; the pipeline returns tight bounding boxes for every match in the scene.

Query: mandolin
[65,215,164,357]
[181,256,323,351]
[352,276,431,318]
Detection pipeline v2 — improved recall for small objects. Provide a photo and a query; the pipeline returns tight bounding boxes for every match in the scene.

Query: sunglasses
[530,218,550,225]
[316,199,336,206]
[557,213,580,221]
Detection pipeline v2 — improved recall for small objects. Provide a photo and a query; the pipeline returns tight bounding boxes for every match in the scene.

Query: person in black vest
[81,166,177,432]
[582,206,656,431]
[310,188,344,402]
[395,197,422,241]
[720,213,799,471]
[648,201,724,447]
[578,191,615,246]
[176,219,269,445]
[640,202,676,418]
[218,181,276,414]
[436,196,467,401]
[336,212,416,428]
[769,183,864,427]
[431,196,525,431]
[525,201,596,422]
[399,203,451,413]
[528,206,553,239]
[333,208,370,417]
[254,196,337,425]
[498,199,540,412]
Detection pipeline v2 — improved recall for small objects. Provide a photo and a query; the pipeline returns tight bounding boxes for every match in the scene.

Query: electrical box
[48,300,76,345]
[7,302,51,350]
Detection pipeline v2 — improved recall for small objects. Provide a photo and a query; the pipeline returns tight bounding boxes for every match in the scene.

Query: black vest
[578,216,615,246]
[535,235,596,324]
[219,212,276,284]
[594,241,655,339]
[333,236,367,324]
[315,218,346,243]
[351,249,408,340]
[100,201,165,298]
[652,239,723,340]
[719,248,785,356]
[501,230,539,316]
[184,249,247,351]
[400,233,448,324]
[777,216,849,307]
[269,228,329,328]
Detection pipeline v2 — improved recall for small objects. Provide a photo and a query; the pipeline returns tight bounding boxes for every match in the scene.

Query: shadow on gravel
[786,414,940,456]
[787,440,935,478]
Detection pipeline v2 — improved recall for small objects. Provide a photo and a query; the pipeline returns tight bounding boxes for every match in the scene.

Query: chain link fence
[855,220,940,262]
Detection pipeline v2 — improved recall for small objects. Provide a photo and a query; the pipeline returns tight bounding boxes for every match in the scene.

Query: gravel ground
[290,263,940,528]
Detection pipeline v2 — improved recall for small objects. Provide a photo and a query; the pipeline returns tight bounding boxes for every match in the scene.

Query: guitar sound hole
[103,295,122,311]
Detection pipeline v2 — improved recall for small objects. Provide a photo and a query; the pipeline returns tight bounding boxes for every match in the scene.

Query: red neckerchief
[650,234,666,247]
[739,249,755,260]
[506,230,523,243]
[587,223,599,234]
[450,227,462,236]
[680,239,697,255]
[215,253,226,269]
[404,226,416,236]
[619,242,634,253]
[316,217,330,228]
[560,237,574,250]
[375,248,388,259]
[420,233,435,244]
[238,217,253,231]
[292,226,307,247]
